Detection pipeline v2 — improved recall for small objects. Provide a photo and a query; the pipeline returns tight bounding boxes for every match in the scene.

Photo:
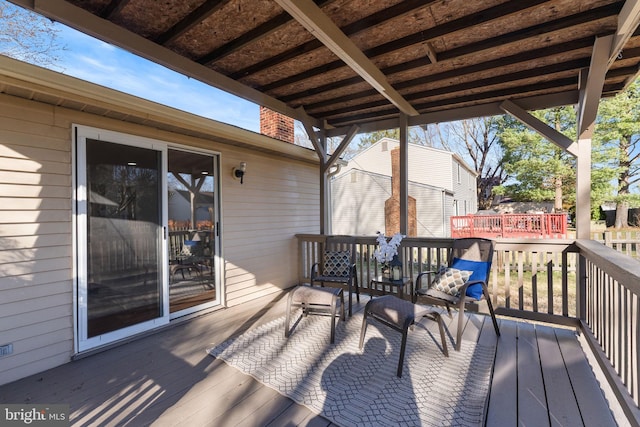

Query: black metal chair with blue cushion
[310,236,360,316]
[413,237,500,350]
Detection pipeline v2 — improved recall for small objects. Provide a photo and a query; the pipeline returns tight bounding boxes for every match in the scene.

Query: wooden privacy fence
[592,230,640,260]
[296,234,640,418]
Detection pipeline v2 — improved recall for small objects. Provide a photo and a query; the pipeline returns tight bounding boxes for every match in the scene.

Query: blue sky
[45,13,262,133]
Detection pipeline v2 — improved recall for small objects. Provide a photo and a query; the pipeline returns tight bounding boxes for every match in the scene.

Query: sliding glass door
[75,126,220,351]
[168,149,219,315]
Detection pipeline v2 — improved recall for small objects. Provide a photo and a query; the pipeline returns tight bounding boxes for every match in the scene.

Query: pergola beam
[274,0,419,117]
[500,99,577,156]
[577,35,613,138]
[610,0,640,67]
[324,91,580,138]
[24,0,323,129]
[322,125,359,173]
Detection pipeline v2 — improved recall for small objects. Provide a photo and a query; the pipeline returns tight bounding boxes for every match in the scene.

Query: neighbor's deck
[0,291,623,426]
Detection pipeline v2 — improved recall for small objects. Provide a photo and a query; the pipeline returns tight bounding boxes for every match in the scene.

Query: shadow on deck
[0,290,625,426]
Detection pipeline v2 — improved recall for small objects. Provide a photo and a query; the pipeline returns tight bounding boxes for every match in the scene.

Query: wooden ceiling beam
[611,0,640,66]
[264,2,620,96]
[284,36,597,106]
[154,0,228,45]
[307,58,591,117]
[230,0,435,80]
[275,0,418,116]
[326,77,578,127]
[196,0,334,66]
[99,0,131,19]
[325,92,581,137]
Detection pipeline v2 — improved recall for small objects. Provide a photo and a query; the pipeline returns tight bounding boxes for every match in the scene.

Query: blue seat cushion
[451,258,491,300]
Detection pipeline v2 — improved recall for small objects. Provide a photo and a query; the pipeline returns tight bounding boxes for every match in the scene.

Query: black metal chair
[413,238,500,350]
[310,236,360,316]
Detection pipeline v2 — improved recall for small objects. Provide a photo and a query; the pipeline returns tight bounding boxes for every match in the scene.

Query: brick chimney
[385,147,417,236]
[260,107,294,143]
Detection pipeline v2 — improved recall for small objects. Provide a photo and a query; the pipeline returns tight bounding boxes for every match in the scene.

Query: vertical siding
[0,95,73,385]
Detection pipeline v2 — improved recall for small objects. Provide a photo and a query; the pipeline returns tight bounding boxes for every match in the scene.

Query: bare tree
[427,118,506,209]
[0,1,65,70]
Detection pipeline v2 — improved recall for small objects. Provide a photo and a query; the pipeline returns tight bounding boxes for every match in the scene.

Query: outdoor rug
[207,310,496,427]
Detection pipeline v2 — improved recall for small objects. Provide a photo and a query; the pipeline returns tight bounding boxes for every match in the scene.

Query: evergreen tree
[594,80,640,228]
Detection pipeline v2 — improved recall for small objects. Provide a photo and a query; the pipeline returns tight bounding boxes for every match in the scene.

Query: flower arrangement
[373,232,404,264]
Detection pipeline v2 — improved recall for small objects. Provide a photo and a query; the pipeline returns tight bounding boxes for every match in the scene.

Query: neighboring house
[0,57,320,385]
[331,138,477,237]
[168,189,215,226]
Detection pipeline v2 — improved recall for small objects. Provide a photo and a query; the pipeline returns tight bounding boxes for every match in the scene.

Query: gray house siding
[331,139,477,238]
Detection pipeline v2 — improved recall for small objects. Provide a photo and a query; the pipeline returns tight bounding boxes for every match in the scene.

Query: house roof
[10,0,640,138]
[334,167,452,195]
[345,137,478,177]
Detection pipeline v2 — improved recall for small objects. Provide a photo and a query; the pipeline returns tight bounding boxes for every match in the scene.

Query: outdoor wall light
[232,162,247,184]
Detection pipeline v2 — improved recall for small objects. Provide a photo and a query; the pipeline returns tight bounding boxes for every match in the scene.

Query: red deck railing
[450,213,568,238]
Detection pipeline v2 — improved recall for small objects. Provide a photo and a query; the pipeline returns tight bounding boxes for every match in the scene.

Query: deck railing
[296,234,640,422]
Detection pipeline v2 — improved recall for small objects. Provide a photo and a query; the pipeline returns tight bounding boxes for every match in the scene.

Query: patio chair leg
[359,304,370,349]
[353,268,360,303]
[284,291,295,338]
[330,294,337,344]
[484,286,501,336]
[433,313,448,357]
[397,325,409,377]
[455,306,465,351]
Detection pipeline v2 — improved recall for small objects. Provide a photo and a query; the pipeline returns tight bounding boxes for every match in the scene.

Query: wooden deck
[0,290,625,426]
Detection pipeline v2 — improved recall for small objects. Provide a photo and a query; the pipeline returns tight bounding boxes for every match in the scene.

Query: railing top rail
[576,239,640,295]
[296,234,577,252]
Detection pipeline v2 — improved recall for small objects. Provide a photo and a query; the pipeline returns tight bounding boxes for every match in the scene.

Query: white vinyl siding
[332,139,476,237]
[331,171,389,236]
[221,152,319,306]
[0,92,319,385]
[0,94,73,385]
[332,170,450,237]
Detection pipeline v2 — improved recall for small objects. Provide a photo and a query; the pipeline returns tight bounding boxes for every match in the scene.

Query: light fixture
[232,162,247,184]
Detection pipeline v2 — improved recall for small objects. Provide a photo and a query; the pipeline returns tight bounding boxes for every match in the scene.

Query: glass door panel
[85,139,163,337]
[168,149,218,314]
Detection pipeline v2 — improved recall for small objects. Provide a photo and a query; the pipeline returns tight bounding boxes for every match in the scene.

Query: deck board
[555,327,618,427]
[537,324,583,427]
[0,291,622,426]
[517,321,550,426]
[486,320,518,426]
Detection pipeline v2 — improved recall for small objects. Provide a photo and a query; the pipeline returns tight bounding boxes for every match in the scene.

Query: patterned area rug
[207,311,496,427]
